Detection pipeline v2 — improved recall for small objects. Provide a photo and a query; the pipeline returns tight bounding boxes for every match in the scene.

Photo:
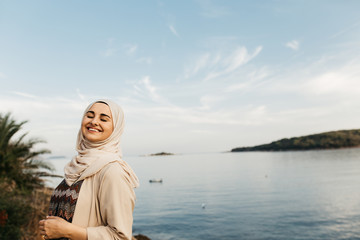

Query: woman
[39,100,139,240]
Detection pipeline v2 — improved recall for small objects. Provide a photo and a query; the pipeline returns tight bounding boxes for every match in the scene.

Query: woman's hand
[39,216,87,240]
[39,216,70,239]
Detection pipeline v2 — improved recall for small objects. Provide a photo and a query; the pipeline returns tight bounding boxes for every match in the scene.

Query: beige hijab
[64,99,139,188]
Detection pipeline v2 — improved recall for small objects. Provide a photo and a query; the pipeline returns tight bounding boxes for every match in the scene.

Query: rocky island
[149,152,175,156]
[231,129,360,152]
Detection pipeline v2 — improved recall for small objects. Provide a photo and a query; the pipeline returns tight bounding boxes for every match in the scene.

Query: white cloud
[168,24,179,37]
[224,46,262,73]
[204,46,262,81]
[286,40,299,50]
[3,43,360,156]
[12,91,37,99]
[132,76,166,103]
[184,46,262,82]
[303,61,360,96]
[192,53,210,75]
[264,53,360,100]
[141,77,158,100]
[125,103,270,126]
[185,53,211,78]
[225,67,270,92]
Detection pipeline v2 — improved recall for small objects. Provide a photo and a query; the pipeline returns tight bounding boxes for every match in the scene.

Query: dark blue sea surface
[48,149,360,240]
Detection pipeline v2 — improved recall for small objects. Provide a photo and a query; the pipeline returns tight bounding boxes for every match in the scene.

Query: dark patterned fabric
[48,179,84,240]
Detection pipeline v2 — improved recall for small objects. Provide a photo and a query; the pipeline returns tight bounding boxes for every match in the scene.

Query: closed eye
[86,111,95,118]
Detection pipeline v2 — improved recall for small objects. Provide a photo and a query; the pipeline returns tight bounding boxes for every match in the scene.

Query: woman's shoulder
[96,161,135,197]
[98,161,126,179]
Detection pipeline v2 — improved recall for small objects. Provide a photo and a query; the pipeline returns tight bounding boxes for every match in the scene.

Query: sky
[1,0,360,157]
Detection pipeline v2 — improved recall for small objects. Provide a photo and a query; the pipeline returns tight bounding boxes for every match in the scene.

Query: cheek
[106,124,114,136]
[81,118,88,128]
[81,120,87,131]
[81,126,87,137]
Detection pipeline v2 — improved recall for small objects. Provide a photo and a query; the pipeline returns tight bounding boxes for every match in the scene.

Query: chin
[87,136,101,142]
[83,134,97,142]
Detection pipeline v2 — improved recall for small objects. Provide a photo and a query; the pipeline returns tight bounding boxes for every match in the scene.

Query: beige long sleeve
[86,163,135,240]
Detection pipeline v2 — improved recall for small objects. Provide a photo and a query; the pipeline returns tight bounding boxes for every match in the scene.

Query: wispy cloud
[132,76,165,103]
[168,24,179,37]
[186,46,262,82]
[76,88,85,100]
[286,40,299,50]
[4,51,360,156]
[11,91,37,99]
[330,21,360,39]
[225,67,270,92]
[124,102,271,126]
[258,53,360,109]
[141,77,159,101]
[191,53,211,76]
[223,46,262,73]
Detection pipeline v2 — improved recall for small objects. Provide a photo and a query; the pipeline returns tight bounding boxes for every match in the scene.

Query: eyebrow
[86,111,111,119]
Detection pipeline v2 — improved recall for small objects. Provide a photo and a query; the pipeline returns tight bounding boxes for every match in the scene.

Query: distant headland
[148,152,175,156]
[231,129,360,152]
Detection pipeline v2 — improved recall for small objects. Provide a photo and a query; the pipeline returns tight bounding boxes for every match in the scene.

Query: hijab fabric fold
[64,99,139,188]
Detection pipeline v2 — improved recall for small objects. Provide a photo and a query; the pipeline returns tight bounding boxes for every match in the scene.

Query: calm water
[48,149,360,240]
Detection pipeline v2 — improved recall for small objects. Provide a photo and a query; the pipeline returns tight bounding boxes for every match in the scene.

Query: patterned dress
[48,179,84,240]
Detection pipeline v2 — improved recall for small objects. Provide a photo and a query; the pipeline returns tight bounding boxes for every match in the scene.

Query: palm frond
[0,113,56,190]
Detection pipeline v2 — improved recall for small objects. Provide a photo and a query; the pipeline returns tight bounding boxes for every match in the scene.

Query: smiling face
[81,102,114,142]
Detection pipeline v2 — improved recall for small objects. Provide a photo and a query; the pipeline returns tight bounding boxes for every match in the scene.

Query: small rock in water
[133,234,151,240]
[149,178,163,183]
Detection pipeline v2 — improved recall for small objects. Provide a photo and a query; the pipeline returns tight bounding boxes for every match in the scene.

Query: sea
[47,148,360,240]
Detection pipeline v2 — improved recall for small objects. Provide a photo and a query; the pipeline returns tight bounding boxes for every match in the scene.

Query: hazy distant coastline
[231,129,360,152]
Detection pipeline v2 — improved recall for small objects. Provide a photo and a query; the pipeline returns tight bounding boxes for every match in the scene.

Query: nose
[90,118,99,126]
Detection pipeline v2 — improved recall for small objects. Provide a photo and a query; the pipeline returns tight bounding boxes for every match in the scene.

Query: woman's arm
[39,216,87,240]
[86,163,135,240]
